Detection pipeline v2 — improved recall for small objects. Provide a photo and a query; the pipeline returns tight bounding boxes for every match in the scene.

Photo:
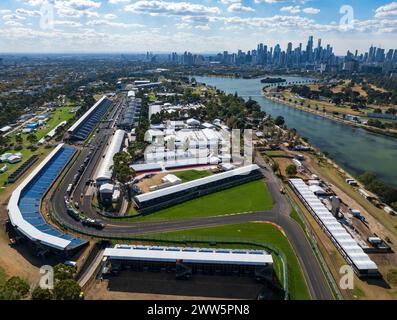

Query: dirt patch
[137,173,168,193]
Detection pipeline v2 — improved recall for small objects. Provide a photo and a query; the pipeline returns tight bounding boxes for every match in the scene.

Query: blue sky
[0,0,396,53]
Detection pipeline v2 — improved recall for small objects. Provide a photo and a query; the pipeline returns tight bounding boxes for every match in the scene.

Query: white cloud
[86,19,144,28]
[254,0,311,3]
[104,13,118,20]
[280,6,319,15]
[375,2,397,18]
[24,0,101,18]
[3,14,26,21]
[280,6,301,14]
[228,3,255,13]
[109,0,131,4]
[16,8,42,17]
[302,7,320,15]
[4,20,24,27]
[125,1,220,17]
[219,0,240,4]
[53,20,83,27]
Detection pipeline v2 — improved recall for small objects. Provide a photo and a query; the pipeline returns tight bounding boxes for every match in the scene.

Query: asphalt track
[50,102,334,300]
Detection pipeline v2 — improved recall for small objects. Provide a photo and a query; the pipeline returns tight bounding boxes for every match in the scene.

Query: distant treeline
[261,77,286,84]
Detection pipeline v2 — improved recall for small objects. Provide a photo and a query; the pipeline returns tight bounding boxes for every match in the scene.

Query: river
[194,75,397,186]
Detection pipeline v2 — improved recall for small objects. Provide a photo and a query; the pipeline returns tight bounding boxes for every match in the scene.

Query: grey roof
[104,245,272,266]
[96,129,125,182]
[289,178,377,272]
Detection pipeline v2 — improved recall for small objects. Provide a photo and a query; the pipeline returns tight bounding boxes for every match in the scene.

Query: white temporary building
[95,129,126,185]
[103,245,272,266]
[135,164,260,204]
[0,126,12,134]
[289,178,378,275]
[130,156,220,173]
[46,121,67,139]
[162,174,182,185]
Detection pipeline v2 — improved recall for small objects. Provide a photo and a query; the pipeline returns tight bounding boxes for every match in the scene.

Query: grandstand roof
[7,144,86,251]
[96,129,126,182]
[289,178,377,272]
[68,96,109,133]
[104,245,273,266]
[135,164,260,203]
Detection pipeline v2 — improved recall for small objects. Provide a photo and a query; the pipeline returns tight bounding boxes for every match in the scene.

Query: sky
[0,0,396,54]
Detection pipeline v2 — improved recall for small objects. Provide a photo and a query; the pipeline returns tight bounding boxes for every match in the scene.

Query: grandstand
[7,144,87,253]
[118,94,141,130]
[103,245,273,279]
[134,164,262,214]
[68,96,112,141]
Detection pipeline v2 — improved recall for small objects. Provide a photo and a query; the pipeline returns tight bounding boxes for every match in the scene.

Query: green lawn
[132,180,274,222]
[173,169,212,183]
[0,147,52,192]
[145,222,311,300]
[10,106,74,144]
[290,208,306,232]
[0,106,76,192]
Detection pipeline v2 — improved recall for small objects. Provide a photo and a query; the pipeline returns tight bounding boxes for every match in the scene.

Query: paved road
[50,100,334,300]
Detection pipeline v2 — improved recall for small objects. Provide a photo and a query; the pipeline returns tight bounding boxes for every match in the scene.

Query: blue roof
[17,146,87,251]
[70,98,111,141]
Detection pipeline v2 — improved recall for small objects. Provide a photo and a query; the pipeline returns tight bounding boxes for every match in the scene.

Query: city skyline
[0,0,397,53]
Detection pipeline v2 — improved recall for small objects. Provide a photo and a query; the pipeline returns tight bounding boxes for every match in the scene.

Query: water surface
[195,76,397,186]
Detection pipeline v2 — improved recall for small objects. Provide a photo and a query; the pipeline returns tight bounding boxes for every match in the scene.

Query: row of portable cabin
[289,179,378,277]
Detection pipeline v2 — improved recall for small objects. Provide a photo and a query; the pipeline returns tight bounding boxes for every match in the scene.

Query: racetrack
[50,135,334,300]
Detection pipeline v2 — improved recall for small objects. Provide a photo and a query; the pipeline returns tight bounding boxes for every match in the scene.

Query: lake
[194,75,397,186]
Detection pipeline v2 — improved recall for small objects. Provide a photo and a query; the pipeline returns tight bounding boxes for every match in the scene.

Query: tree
[31,287,53,300]
[286,164,298,176]
[0,276,30,300]
[271,162,280,173]
[113,152,136,184]
[53,279,82,300]
[0,135,10,150]
[53,263,77,281]
[274,116,285,126]
[358,171,377,186]
[27,133,38,145]
[15,135,23,145]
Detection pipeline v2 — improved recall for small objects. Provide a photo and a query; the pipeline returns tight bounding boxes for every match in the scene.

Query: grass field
[0,107,75,192]
[145,222,311,300]
[10,106,74,144]
[173,169,212,183]
[0,147,52,192]
[290,208,306,232]
[0,266,7,286]
[131,180,274,222]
